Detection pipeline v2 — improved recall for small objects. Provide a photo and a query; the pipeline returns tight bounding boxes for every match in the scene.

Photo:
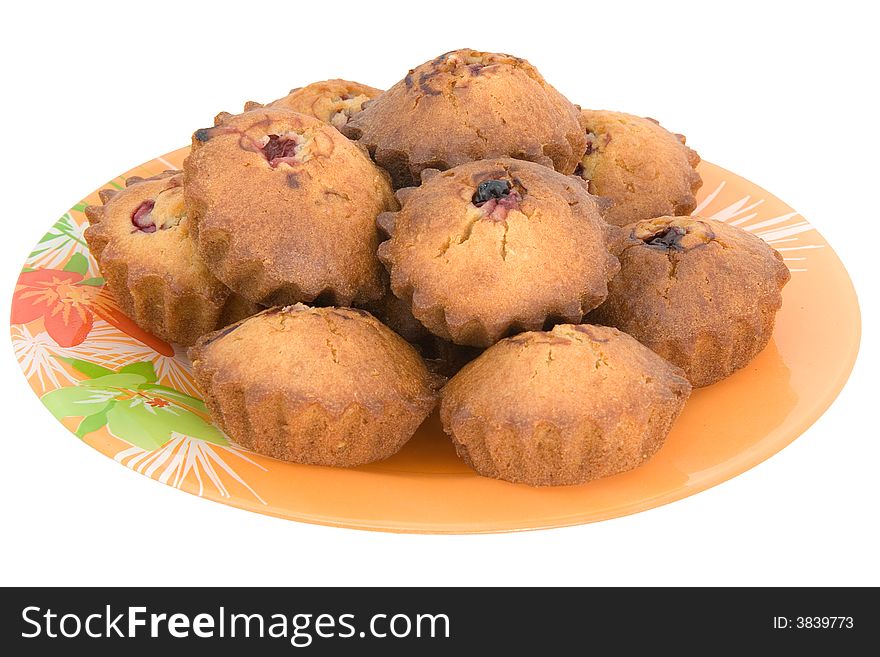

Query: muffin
[190,305,441,467]
[184,108,397,307]
[588,216,791,387]
[245,79,382,130]
[377,158,620,347]
[440,324,691,486]
[376,291,482,377]
[342,49,586,188]
[84,171,235,345]
[575,110,702,226]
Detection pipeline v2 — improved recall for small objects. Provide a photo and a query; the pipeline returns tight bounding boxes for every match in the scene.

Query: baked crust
[342,49,586,188]
[576,110,702,226]
[588,216,791,386]
[377,158,620,347]
[189,305,442,467]
[84,171,232,345]
[184,108,397,307]
[440,324,691,486]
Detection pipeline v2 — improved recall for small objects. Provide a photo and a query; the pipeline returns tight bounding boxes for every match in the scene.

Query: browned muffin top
[443,324,690,432]
[191,305,439,416]
[576,110,702,226]
[342,49,586,188]
[247,79,382,129]
[84,171,227,303]
[589,216,791,386]
[184,108,397,307]
[378,158,620,347]
[439,323,691,485]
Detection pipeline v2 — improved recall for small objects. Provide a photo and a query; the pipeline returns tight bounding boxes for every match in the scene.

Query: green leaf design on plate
[75,407,112,439]
[42,386,117,420]
[43,360,225,448]
[119,361,158,383]
[63,252,90,276]
[56,357,115,379]
[78,277,105,287]
[139,383,207,413]
[80,373,147,389]
[104,402,162,450]
[43,214,87,248]
[106,397,226,450]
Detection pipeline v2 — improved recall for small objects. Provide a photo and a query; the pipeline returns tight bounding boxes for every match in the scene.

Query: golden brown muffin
[84,171,234,345]
[576,110,702,226]
[377,158,620,347]
[342,49,586,188]
[440,324,691,486]
[588,216,791,387]
[184,108,397,307]
[190,305,441,467]
[245,79,382,130]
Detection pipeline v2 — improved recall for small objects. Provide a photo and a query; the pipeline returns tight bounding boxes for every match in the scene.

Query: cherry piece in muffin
[377,158,620,347]
[588,216,791,387]
[84,171,245,346]
[185,108,397,307]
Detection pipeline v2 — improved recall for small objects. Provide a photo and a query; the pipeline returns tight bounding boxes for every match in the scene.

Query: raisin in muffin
[377,158,620,347]
[84,171,236,345]
[440,324,691,486]
[576,110,702,226]
[342,49,586,188]
[190,305,441,467]
[588,216,791,387]
[245,79,382,130]
[184,108,397,307]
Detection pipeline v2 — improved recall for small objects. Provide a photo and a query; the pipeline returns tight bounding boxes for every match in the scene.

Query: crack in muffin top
[377,158,620,347]
[183,107,396,307]
[341,48,586,188]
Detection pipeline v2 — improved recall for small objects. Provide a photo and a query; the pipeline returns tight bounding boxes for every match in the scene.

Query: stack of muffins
[84,49,790,486]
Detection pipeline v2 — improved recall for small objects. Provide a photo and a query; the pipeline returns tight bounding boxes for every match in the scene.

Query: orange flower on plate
[11,254,173,355]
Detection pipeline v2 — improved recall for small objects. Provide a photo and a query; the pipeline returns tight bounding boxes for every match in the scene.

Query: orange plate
[10,149,861,533]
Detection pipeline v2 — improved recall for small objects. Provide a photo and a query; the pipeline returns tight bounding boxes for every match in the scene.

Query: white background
[1,0,877,586]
